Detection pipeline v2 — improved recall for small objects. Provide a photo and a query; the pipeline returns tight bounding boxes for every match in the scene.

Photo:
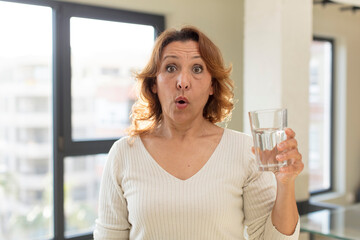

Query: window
[17,97,49,113]
[70,17,154,140]
[65,154,107,236]
[17,128,49,143]
[18,158,49,175]
[308,37,334,194]
[0,1,164,240]
[0,2,53,240]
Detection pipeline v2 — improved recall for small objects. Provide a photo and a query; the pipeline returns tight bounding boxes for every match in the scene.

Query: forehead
[161,40,200,59]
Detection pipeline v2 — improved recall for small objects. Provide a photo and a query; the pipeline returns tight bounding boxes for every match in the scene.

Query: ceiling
[333,0,360,6]
[314,0,360,11]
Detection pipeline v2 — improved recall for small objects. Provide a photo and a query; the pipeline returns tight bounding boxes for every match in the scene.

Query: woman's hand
[270,128,303,235]
[250,128,302,234]
[275,128,304,185]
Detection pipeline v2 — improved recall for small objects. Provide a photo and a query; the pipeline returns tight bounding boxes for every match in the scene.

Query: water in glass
[253,128,287,172]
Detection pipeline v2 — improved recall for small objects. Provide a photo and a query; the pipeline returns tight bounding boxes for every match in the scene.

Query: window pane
[70,18,155,140]
[0,2,53,240]
[309,40,332,192]
[64,154,107,237]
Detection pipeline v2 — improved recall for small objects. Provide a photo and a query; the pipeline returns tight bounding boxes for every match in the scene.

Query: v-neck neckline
[138,128,227,183]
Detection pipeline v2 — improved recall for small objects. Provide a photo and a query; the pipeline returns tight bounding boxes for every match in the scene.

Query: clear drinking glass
[248,108,288,172]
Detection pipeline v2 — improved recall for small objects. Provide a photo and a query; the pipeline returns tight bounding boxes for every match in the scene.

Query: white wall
[56,0,245,131]
[243,0,312,201]
[313,4,360,204]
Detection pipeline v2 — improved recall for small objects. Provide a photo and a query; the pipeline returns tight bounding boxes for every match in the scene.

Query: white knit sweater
[94,128,300,240]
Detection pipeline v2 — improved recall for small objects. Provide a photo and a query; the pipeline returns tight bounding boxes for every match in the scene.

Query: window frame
[309,36,335,196]
[1,0,164,239]
[58,2,164,156]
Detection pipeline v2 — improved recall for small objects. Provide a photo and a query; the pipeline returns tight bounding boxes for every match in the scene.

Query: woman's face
[153,40,213,125]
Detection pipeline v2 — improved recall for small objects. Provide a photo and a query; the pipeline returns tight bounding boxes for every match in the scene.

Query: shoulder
[224,128,252,145]
[112,135,139,149]
[109,136,127,153]
[218,128,254,159]
[107,135,141,161]
[222,129,255,163]
[106,136,142,175]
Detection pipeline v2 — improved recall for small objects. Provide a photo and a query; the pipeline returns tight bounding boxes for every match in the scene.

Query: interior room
[0,0,359,239]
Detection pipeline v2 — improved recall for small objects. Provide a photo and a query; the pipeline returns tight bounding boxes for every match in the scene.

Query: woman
[94,26,303,240]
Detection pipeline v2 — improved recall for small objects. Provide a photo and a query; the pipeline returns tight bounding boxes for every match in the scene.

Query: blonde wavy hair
[127,26,234,137]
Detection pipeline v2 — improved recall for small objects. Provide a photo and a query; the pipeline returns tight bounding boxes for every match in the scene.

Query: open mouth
[175,97,188,109]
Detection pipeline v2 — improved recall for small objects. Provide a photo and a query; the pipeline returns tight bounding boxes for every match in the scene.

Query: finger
[277,138,298,151]
[279,164,297,174]
[276,148,302,162]
[279,159,304,174]
[285,128,296,139]
[251,146,255,154]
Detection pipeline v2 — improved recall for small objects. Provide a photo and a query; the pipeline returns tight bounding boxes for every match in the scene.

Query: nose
[176,71,191,90]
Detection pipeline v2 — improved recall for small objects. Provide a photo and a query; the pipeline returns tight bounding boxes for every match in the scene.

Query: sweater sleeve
[243,137,300,240]
[93,140,131,240]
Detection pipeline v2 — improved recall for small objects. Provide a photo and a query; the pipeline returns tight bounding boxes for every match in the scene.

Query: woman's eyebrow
[162,55,178,61]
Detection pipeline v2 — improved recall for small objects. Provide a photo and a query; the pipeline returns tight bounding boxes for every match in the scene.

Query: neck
[155,117,214,140]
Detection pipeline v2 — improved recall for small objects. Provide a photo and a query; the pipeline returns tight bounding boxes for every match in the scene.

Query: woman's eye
[193,65,203,74]
[166,65,177,73]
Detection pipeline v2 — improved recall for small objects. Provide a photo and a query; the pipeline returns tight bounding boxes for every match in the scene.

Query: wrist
[276,180,296,194]
[275,172,297,188]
